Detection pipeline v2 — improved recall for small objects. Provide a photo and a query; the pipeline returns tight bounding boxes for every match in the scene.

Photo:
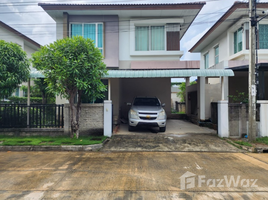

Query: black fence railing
[0,104,64,128]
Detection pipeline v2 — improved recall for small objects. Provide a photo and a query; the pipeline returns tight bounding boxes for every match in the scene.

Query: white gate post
[104,100,112,137]
[218,100,229,137]
[257,100,268,137]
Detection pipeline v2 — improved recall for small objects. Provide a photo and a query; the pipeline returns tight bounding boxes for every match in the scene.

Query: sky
[0,0,262,82]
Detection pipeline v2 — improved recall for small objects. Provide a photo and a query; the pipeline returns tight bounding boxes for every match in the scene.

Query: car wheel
[128,125,135,132]
[159,126,166,132]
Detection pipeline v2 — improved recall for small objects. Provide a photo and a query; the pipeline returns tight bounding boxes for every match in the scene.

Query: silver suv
[128,97,167,132]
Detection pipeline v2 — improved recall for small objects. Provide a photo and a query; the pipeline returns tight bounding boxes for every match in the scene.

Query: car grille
[139,112,157,115]
[140,117,157,120]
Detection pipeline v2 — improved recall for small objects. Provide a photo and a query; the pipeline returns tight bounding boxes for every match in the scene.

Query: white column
[221,76,229,100]
[199,77,206,120]
[257,100,268,137]
[104,100,112,137]
[185,77,190,115]
[108,79,111,100]
[218,100,229,137]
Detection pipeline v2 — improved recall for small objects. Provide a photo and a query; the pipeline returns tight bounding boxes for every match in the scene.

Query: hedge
[7,96,43,104]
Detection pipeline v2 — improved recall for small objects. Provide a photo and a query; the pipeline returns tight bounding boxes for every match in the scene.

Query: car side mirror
[127,102,132,106]
[162,103,165,107]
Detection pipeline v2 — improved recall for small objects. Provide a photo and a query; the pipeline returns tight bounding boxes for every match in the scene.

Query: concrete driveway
[117,119,216,135]
[102,120,240,152]
[0,151,268,199]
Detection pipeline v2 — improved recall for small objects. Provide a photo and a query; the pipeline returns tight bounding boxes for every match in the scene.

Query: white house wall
[0,26,24,49]
[55,17,64,40]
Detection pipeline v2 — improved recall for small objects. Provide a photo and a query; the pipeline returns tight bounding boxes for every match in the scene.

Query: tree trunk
[75,90,82,139]
[69,90,78,138]
[69,89,82,138]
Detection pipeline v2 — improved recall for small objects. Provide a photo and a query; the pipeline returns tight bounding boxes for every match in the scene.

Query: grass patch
[256,137,268,145]
[233,141,252,147]
[226,140,242,149]
[0,135,107,146]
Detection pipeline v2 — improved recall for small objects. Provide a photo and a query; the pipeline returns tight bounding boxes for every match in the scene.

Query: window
[234,28,243,53]
[71,23,103,54]
[214,45,219,64]
[135,26,165,51]
[204,53,209,69]
[259,24,268,49]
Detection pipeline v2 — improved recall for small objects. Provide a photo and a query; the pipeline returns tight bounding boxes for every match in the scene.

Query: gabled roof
[0,21,41,49]
[39,2,205,40]
[189,1,268,52]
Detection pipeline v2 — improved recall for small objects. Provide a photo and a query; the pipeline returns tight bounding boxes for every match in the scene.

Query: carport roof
[30,69,234,78]
[103,69,234,78]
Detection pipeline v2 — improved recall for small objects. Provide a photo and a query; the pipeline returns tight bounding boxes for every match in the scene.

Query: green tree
[32,36,107,138]
[0,40,30,98]
[177,81,197,102]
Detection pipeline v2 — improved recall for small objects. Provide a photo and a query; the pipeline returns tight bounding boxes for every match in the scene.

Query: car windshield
[133,98,160,106]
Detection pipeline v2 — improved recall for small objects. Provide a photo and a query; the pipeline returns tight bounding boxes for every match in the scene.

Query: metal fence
[0,104,64,128]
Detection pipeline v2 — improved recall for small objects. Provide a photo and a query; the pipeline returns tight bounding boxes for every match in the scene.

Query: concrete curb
[0,143,104,152]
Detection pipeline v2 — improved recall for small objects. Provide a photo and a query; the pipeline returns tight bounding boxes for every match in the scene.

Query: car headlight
[129,109,139,119]
[158,110,166,120]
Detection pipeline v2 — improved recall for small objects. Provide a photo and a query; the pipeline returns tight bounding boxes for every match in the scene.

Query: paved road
[0,151,268,199]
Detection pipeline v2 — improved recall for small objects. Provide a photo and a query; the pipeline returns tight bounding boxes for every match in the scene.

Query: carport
[103,69,234,136]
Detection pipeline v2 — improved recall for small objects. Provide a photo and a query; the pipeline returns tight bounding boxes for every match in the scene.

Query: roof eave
[39,2,206,11]
[189,2,248,53]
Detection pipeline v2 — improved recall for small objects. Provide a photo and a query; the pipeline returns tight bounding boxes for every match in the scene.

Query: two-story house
[0,21,41,97]
[39,3,211,123]
[189,1,268,122]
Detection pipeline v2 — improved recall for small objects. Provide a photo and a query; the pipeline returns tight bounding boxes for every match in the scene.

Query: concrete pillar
[218,100,229,137]
[104,100,112,137]
[221,76,228,100]
[257,100,268,137]
[199,77,206,121]
[108,79,111,100]
[185,77,190,115]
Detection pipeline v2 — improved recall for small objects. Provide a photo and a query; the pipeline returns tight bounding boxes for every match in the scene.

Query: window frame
[234,28,243,54]
[135,25,166,52]
[259,24,268,49]
[69,22,104,54]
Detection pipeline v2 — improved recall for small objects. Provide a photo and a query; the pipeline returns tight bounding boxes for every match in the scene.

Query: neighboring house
[0,21,41,97]
[39,2,233,125]
[189,2,268,121]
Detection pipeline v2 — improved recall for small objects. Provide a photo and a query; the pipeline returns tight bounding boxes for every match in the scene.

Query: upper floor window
[135,26,165,51]
[204,53,209,69]
[259,24,268,49]
[214,45,219,64]
[234,28,243,54]
[70,23,103,54]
